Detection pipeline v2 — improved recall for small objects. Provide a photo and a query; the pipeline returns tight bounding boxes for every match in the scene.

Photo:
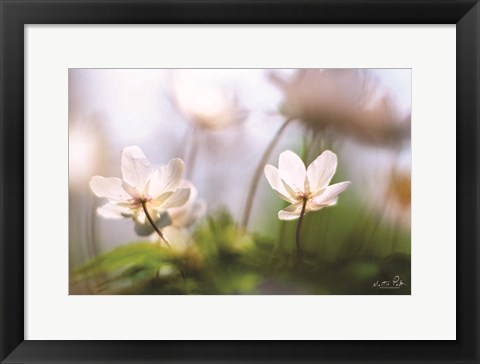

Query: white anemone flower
[264,150,350,221]
[89,146,191,244]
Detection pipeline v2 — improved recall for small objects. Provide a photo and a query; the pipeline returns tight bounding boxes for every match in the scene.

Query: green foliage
[71,209,410,295]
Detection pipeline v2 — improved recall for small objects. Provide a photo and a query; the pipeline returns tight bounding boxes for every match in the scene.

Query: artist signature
[372,275,407,289]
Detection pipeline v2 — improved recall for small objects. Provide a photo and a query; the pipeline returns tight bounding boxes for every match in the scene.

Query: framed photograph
[1,0,478,363]
[68,67,413,296]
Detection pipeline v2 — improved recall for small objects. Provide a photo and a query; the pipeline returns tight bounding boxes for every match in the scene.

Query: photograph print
[69,68,411,295]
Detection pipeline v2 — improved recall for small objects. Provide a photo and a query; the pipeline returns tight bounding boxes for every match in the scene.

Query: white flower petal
[133,205,160,225]
[134,212,146,225]
[278,150,307,193]
[168,208,190,228]
[121,181,141,199]
[308,196,338,212]
[161,226,193,252]
[167,180,200,227]
[185,200,207,226]
[150,191,174,208]
[311,181,351,206]
[306,150,338,194]
[89,176,131,201]
[264,165,296,203]
[121,146,152,191]
[134,221,155,236]
[160,188,191,209]
[97,202,132,219]
[281,179,301,201]
[148,158,185,198]
[134,211,171,236]
[178,180,197,200]
[278,201,305,221]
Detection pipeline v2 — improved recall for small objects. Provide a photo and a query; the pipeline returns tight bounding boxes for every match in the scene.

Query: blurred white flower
[148,180,206,250]
[167,180,207,228]
[264,150,350,220]
[172,71,248,130]
[153,226,194,253]
[69,117,107,190]
[269,69,410,146]
[89,146,191,230]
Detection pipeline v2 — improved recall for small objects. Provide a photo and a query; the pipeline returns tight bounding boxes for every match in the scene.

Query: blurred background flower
[269,68,410,147]
[69,68,411,295]
[148,180,207,250]
[69,107,110,271]
[170,70,249,179]
[171,70,248,131]
[166,180,207,228]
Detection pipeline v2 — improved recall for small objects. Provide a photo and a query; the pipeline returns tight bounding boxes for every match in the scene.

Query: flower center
[297,190,314,201]
[131,194,152,205]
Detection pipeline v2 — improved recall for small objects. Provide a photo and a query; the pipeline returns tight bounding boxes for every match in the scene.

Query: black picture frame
[1,1,479,363]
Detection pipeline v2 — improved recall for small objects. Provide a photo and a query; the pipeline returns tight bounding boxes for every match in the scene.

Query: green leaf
[72,241,170,282]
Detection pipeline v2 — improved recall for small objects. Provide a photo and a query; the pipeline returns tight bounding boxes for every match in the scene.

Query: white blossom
[264,150,350,220]
[89,146,191,230]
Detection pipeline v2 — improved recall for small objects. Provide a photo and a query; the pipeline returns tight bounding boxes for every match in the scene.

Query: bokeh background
[69,68,411,295]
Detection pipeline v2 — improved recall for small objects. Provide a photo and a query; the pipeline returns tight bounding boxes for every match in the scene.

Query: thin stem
[295,198,308,262]
[390,222,400,255]
[88,203,102,291]
[241,117,294,229]
[141,201,171,248]
[176,127,193,160]
[185,127,200,179]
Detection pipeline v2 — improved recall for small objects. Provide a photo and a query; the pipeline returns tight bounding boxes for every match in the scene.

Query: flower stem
[295,198,308,262]
[241,117,294,229]
[141,201,171,248]
[185,127,200,179]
